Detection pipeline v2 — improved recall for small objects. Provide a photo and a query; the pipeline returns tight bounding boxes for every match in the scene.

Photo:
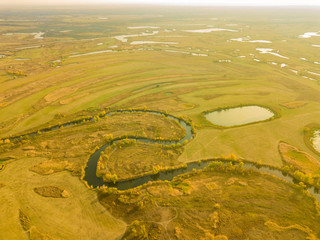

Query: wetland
[1,5,320,240]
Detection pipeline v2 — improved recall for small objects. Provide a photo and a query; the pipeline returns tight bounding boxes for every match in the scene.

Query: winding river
[83,110,193,188]
[81,111,320,203]
[3,109,320,202]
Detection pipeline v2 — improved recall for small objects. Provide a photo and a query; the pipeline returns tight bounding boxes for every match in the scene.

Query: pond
[128,26,159,29]
[183,28,238,33]
[230,37,272,43]
[113,31,159,43]
[205,105,274,127]
[299,31,320,38]
[311,130,320,153]
[130,41,178,45]
[256,48,289,59]
[164,49,208,57]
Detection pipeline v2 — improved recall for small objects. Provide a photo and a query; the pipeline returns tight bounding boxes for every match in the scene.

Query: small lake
[256,48,289,59]
[183,28,238,33]
[128,26,159,29]
[114,31,159,43]
[205,105,274,127]
[311,130,320,153]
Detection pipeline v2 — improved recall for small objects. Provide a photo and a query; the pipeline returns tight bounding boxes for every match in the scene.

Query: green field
[0,5,320,239]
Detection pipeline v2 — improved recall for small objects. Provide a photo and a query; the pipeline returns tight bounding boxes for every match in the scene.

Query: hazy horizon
[1,0,320,6]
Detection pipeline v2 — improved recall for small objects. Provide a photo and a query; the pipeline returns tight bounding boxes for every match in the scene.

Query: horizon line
[1,2,320,7]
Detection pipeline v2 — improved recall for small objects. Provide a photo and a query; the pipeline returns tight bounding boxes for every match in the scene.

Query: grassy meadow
[0,5,320,239]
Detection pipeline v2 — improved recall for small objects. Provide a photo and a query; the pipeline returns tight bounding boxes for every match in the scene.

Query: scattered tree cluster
[282,165,320,188]
[7,69,26,78]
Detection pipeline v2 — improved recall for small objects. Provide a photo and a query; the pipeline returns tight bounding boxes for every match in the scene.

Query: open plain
[1,5,320,239]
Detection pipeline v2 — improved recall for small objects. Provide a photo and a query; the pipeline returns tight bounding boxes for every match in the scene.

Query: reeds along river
[83,110,193,188]
[82,111,320,204]
[3,109,318,202]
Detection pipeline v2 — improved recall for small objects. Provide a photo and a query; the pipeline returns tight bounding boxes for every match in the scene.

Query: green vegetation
[1,7,320,169]
[1,5,320,240]
[279,141,320,175]
[279,142,320,188]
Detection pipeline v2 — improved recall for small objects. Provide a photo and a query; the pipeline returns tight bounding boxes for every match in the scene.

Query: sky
[1,0,320,5]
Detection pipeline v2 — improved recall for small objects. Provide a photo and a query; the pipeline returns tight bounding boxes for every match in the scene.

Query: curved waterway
[3,109,319,202]
[83,110,193,188]
[85,155,320,203]
[81,111,320,204]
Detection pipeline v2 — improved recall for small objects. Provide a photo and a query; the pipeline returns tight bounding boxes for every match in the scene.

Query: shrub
[152,165,161,174]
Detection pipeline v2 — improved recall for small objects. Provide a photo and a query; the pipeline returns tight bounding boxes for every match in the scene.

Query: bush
[293,170,314,185]
[228,153,237,160]
[104,134,113,142]
[152,165,161,174]
[103,173,118,184]
[207,161,224,170]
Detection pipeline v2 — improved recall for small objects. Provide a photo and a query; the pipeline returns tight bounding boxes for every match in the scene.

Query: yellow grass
[0,157,126,240]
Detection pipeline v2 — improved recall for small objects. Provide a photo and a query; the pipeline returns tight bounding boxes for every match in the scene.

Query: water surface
[312,130,320,153]
[83,110,193,188]
[205,105,274,127]
[130,41,178,45]
[184,28,238,33]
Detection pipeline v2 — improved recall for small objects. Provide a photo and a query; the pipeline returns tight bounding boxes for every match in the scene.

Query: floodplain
[0,5,320,240]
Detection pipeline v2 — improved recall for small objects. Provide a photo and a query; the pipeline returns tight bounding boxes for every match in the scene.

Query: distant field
[1,6,320,166]
[0,5,320,239]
